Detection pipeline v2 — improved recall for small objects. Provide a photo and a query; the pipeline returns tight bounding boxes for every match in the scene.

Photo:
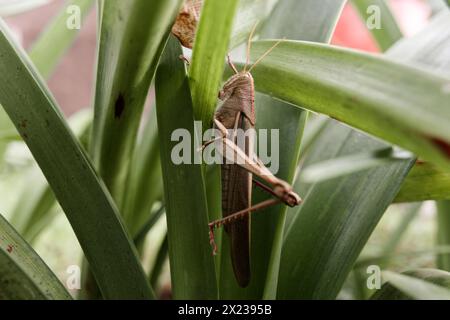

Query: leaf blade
[0,19,153,299]
[155,35,217,299]
[0,213,71,299]
[250,39,450,170]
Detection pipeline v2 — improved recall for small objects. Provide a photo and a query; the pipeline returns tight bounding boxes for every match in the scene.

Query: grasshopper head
[218,72,254,101]
[273,183,302,207]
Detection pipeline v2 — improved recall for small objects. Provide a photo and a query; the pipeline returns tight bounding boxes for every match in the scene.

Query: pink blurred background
[4,0,431,116]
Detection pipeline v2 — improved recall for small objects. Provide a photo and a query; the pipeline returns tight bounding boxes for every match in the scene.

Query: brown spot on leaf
[19,119,28,128]
[6,245,13,253]
[415,159,425,165]
[114,93,125,119]
[430,137,450,157]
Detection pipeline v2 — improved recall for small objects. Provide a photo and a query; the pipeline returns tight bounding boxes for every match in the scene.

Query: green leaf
[155,35,217,299]
[229,0,278,48]
[28,0,94,78]
[278,8,450,300]
[386,10,450,78]
[249,40,450,170]
[90,0,182,207]
[392,11,450,203]
[218,0,346,299]
[261,0,346,300]
[355,246,450,269]
[8,109,92,242]
[299,114,329,155]
[395,162,450,202]
[279,120,414,299]
[122,106,163,237]
[0,213,71,299]
[260,0,345,42]
[380,203,421,258]
[0,19,153,299]
[149,232,168,289]
[301,147,412,183]
[351,0,402,51]
[437,201,450,272]
[372,270,450,300]
[189,0,239,126]
[6,0,96,239]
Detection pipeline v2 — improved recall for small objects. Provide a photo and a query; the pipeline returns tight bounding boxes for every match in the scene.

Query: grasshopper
[202,28,301,287]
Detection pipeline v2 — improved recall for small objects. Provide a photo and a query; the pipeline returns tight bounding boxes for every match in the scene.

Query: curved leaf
[90,0,182,207]
[0,19,153,299]
[279,8,450,300]
[371,269,450,300]
[229,0,278,48]
[249,40,450,170]
[279,120,413,299]
[189,0,239,126]
[156,35,217,299]
[0,213,71,299]
[122,106,163,237]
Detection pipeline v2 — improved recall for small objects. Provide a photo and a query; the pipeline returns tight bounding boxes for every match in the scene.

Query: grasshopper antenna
[243,22,259,72]
[247,38,285,73]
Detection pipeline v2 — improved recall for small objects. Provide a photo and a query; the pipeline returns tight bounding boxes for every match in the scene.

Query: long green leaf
[7,0,95,239]
[189,0,239,126]
[90,0,182,207]
[229,0,278,48]
[122,106,163,237]
[0,213,71,299]
[156,35,217,299]
[351,0,402,51]
[373,270,450,300]
[0,19,153,299]
[300,147,411,183]
[249,40,450,170]
[8,109,92,242]
[279,120,414,299]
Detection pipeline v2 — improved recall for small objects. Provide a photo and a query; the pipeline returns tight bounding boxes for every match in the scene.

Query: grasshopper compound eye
[286,192,302,207]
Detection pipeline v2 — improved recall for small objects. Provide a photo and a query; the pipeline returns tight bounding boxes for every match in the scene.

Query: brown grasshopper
[202,28,301,287]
